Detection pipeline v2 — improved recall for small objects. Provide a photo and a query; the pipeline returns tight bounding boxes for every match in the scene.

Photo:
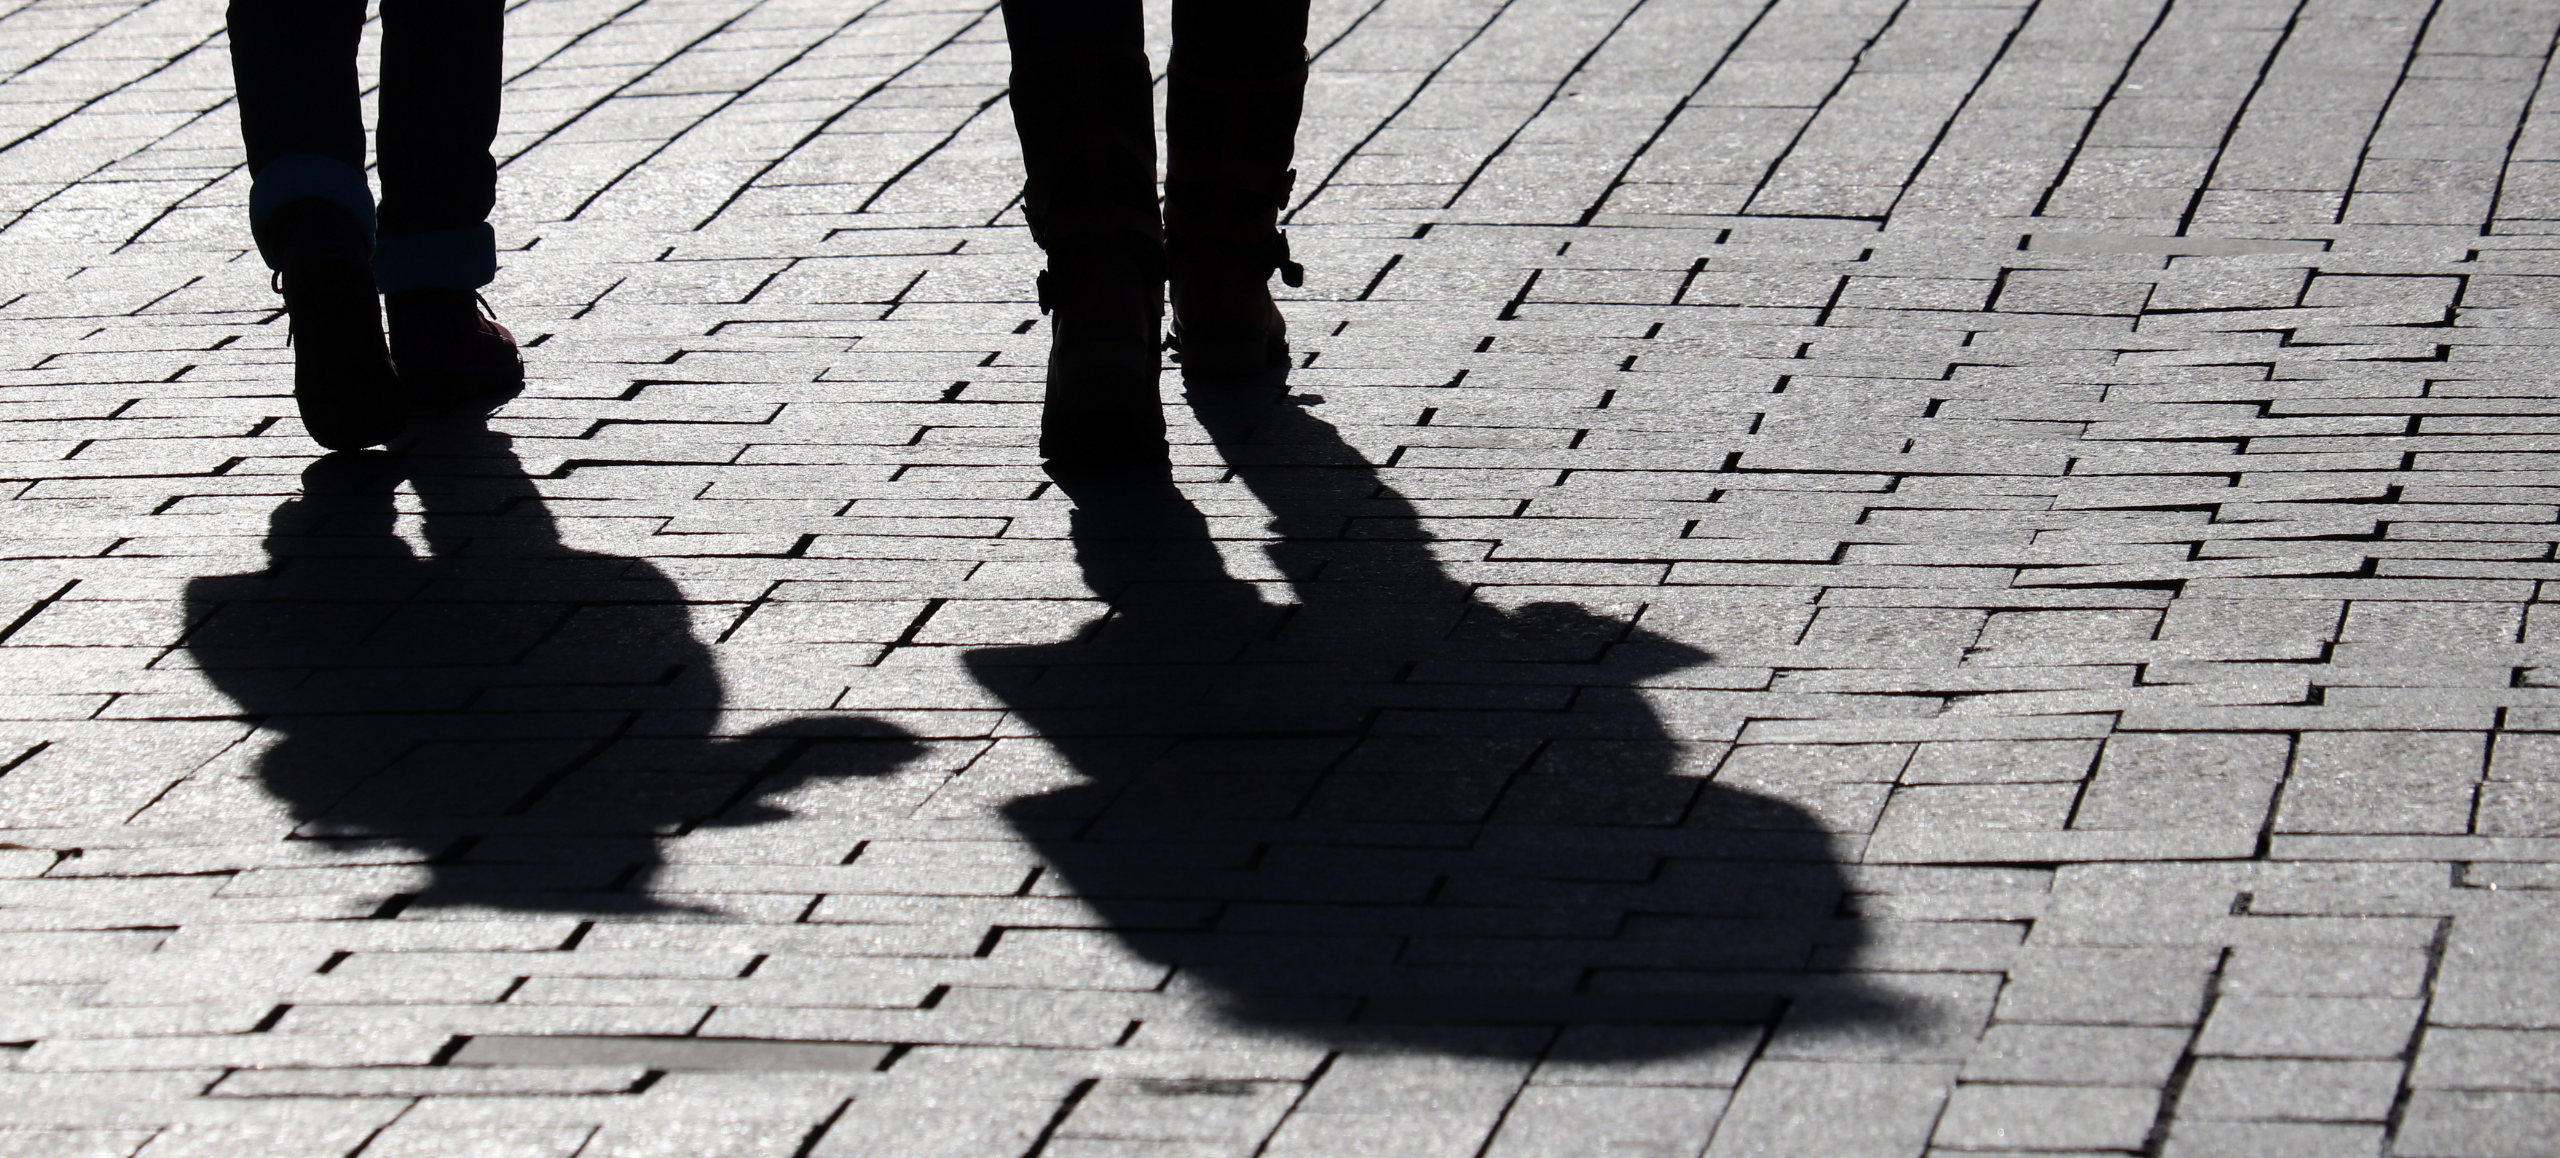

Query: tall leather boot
[1164,57,1307,379]
[1008,43,1168,466]
[265,198,408,451]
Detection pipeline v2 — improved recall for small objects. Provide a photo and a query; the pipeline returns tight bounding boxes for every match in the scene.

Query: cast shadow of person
[179,411,921,912]
[966,378,1903,1059]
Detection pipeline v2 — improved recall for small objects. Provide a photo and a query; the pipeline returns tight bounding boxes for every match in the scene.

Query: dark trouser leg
[1001,0,1168,464]
[375,0,520,398]
[229,0,374,268]
[374,0,502,293]
[1001,0,1160,252]
[228,0,405,449]
[1165,0,1310,375]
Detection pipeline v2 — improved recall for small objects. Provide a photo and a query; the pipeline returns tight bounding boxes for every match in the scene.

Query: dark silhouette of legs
[999,0,1314,464]
[375,0,521,400]
[227,0,518,447]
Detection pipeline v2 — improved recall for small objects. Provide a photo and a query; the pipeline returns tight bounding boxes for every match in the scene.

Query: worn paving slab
[5,0,2560,1153]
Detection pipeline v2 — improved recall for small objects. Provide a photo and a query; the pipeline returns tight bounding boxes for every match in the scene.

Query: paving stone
[2220,945,2429,998]
[1929,1083,2157,1152]
[2158,1120,2386,1158]
[449,1035,890,1072]
[2193,997,2424,1060]
[1480,1085,1728,1158]
[2176,1058,2403,1123]
[2392,1090,2560,1158]
[2276,732,2486,835]
[1529,1025,1763,1088]
[356,1126,595,1158]
[1051,1077,1298,1148]
[1992,948,2219,1026]
[2411,1028,2560,1091]
[1701,1062,1954,1158]
[1957,1025,2189,1087]
[2071,732,2286,833]
[0,1131,161,1158]
[211,1066,647,1098]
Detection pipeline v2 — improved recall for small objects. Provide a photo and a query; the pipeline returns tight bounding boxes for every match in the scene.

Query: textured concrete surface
[5,0,2560,1153]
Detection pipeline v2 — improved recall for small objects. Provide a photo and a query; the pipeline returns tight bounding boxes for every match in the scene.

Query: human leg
[376,0,520,399]
[1164,0,1310,377]
[228,0,405,449]
[1001,0,1166,464]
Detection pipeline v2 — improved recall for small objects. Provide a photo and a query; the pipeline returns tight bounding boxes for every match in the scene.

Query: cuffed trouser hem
[247,154,376,269]
[373,222,496,292]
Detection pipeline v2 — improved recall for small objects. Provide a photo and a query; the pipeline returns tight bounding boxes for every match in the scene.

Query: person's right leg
[1001,0,1167,465]
[376,0,520,400]
[229,0,407,450]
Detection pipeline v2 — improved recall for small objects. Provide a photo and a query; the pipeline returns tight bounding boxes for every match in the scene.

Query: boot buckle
[1274,232,1304,289]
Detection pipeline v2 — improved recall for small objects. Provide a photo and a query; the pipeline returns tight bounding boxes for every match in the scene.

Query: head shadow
[177,412,922,913]
[964,372,1912,1059]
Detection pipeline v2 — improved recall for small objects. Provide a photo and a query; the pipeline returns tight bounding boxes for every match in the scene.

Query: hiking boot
[267,199,405,450]
[385,287,521,401]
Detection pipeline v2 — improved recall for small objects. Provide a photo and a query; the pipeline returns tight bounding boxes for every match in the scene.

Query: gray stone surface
[7,0,2560,1152]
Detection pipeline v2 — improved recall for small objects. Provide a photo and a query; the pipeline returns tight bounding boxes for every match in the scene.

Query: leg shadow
[966,378,1907,1058]
[179,411,921,912]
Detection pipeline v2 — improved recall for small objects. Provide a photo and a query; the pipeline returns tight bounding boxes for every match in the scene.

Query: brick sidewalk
[6,0,2560,1154]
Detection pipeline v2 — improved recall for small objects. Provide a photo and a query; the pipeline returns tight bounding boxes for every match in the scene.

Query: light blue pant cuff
[247,154,376,269]
[373,223,497,292]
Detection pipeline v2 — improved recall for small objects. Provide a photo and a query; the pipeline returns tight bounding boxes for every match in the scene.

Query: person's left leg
[375,0,521,399]
[1164,0,1310,377]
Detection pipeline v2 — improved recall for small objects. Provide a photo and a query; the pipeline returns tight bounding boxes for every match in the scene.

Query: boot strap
[1165,230,1305,289]
[1162,167,1302,287]
[1036,241,1168,316]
